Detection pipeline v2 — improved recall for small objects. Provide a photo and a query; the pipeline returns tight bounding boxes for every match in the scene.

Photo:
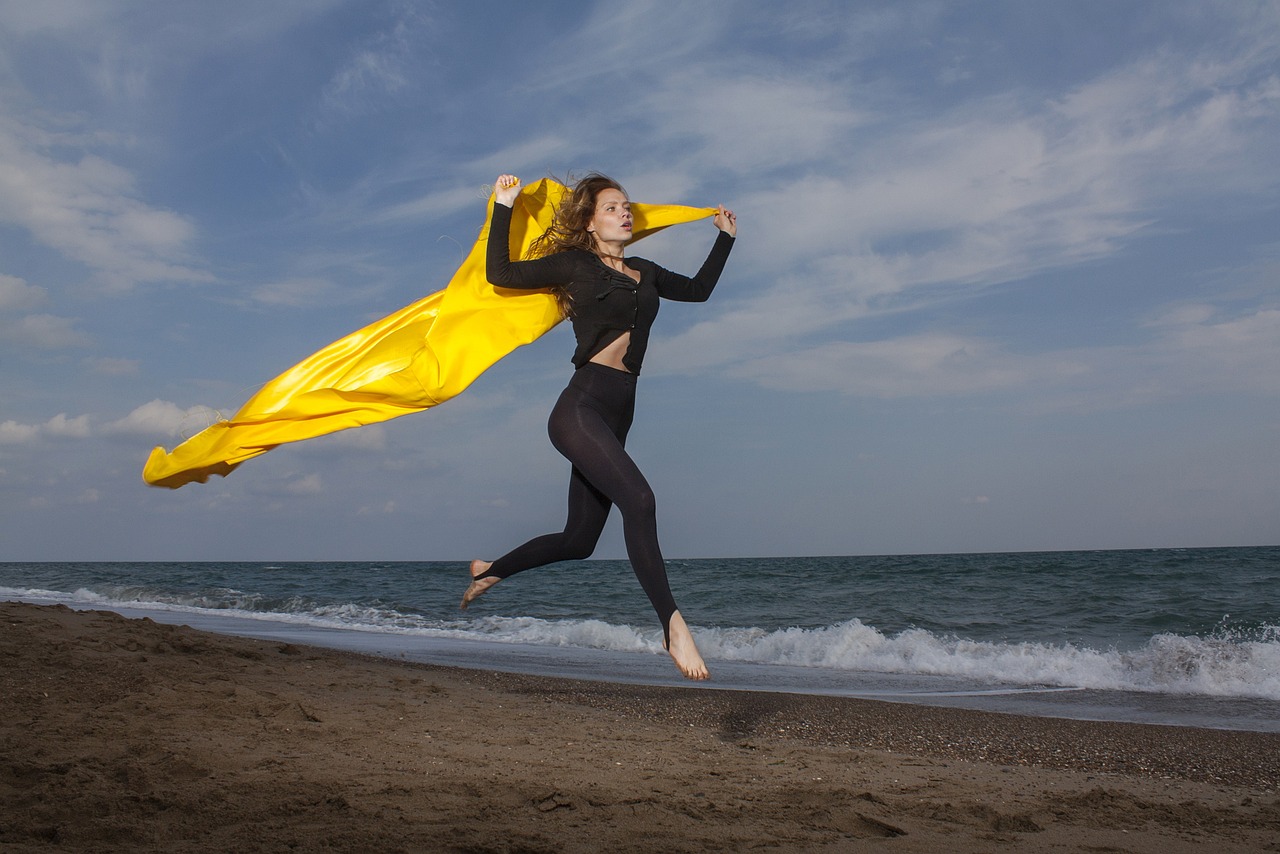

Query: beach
[3,601,1277,852]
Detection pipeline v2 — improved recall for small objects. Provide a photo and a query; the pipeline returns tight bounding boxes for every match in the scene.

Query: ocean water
[4,547,1278,730]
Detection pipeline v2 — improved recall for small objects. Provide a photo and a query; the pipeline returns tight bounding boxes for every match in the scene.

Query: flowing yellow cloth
[143,179,716,488]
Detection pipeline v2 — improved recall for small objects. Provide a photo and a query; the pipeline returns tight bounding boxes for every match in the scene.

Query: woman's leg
[460,465,612,607]
[463,366,707,679]
[549,369,708,677]
[543,389,679,638]
[461,377,618,608]
[487,469,612,570]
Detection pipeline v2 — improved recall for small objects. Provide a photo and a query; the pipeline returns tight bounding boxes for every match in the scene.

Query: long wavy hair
[527,172,627,317]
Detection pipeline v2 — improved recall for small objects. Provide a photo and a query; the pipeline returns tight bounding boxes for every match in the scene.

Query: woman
[461,172,737,681]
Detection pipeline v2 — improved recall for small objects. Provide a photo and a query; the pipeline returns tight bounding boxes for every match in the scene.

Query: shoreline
[11,593,1277,733]
[4,601,1278,852]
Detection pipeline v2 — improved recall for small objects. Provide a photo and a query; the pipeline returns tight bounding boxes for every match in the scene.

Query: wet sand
[2,601,1277,852]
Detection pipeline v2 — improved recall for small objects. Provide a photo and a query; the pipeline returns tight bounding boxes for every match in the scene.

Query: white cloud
[0,109,212,292]
[105,399,222,438]
[356,500,396,516]
[44,412,91,438]
[1147,306,1280,395]
[0,420,41,444]
[5,313,91,349]
[0,412,91,443]
[284,473,323,495]
[0,273,46,311]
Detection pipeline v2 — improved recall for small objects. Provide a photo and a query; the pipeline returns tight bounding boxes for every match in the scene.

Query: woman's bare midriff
[588,258,640,372]
[589,331,633,372]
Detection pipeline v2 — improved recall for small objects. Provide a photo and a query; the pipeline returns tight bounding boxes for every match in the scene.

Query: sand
[2,601,1277,852]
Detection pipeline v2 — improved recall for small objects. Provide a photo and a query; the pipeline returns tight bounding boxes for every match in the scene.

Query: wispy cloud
[0,0,117,36]
[640,74,871,175]
[1143,306,1280,396]
[726,333,1056,398]
[0,108,212,291]
[318,5,429,119]
[250,277,367,308]
[708,299,1280,407]
[3,314,92,350]
[645,32,1280,405]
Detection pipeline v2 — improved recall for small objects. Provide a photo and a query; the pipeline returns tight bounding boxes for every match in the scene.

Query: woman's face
[587,188,633,246]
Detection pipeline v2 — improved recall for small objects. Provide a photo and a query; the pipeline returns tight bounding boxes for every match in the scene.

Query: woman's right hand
[493,174,521,207]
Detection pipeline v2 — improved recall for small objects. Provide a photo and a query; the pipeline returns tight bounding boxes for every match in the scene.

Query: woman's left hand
[714,205,737,237]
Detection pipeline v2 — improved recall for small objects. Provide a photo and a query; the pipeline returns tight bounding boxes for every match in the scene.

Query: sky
[1,0,1278,562]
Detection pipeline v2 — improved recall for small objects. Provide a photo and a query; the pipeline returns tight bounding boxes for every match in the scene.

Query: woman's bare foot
[664,611,709,681]
[459,559,499,610]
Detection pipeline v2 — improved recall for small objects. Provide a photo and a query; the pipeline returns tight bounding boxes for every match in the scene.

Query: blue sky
[1,1,1278,561]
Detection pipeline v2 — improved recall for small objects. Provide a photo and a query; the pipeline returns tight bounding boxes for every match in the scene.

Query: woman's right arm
[486,174,576,289]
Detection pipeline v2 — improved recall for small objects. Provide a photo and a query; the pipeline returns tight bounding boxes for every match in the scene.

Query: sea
[4,546,1278,732]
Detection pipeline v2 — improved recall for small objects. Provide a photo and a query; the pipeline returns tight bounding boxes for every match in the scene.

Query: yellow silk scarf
[143,178,716,488]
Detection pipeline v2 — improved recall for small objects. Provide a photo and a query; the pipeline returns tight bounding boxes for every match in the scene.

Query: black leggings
[478,363,679,641]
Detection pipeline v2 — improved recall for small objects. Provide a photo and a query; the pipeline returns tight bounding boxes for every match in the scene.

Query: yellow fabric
[143,178,716,488]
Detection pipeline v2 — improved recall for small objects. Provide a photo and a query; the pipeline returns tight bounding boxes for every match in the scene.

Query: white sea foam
[698,619,1280,700]
[5,586,1277,701]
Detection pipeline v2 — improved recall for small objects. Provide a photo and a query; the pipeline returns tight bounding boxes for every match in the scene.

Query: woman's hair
[527,172,627,317]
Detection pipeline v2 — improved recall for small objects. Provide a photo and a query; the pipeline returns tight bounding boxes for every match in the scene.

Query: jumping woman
[460,172,737,681]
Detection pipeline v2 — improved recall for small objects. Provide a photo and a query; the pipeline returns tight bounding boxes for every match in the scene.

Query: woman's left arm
[653,207,737,302]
